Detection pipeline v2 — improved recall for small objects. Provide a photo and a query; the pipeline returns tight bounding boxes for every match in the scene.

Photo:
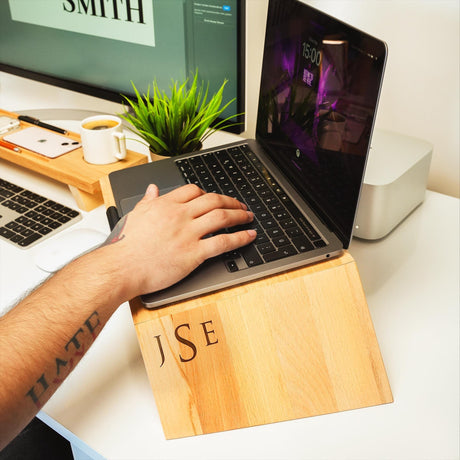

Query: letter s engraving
[175,323,197,363]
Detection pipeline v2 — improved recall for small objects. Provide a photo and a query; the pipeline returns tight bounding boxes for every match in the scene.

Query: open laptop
[109,0,387,308]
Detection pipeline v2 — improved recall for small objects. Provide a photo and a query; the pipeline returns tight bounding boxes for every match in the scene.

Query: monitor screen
[0,0,245,132]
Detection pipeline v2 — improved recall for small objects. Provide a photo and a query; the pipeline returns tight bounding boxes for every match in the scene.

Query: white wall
[245,0,460,198]
[1,0,458,197]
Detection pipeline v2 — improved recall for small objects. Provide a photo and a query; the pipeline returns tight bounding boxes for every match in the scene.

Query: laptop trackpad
[120,186,180,215]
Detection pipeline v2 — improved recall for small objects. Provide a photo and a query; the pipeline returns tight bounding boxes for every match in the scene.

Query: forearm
[0,245,125,450]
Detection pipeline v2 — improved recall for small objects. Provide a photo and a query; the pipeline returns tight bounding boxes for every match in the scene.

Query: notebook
[109,0,387,308]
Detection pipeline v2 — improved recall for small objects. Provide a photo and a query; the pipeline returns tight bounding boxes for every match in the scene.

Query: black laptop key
[50,203,64,211]
[38,227,53,235]
[43,200,56,208]
[254,209,270,221]
[292,235,314,252]
[259,217,277,230]
[21,228,34,237]
[272,235,291,248]
[240,188,255,199]
[254,231,269,244]
[48,221,63,229]
[266,226,283,238]
[22,219,35,227]
[11,234,24,243]
[273,210,289,220]
[245,195,261,207]
[249,202,267,214]
[262,245,297,263]
[0,189,14,199]
[18,233,41,247]
[30,222,44,232]
[268,202,283,213]
[31,194,47,204]
[2,200,17,211]
[0,227,15,239]
[5,221,19,230]
[253,181,268,193]
[225,260,239,272]
[58,215,71,223]
[24,210,38,219]
[257,242,276,254]
[239,244,263,267]
[285,227,303,238]
[41,207,54,216]
[257,188,275,200]
[279,218,298,230]
[263,196,279,207]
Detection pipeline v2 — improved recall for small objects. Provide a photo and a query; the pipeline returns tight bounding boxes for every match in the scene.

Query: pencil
[0,139,21,152]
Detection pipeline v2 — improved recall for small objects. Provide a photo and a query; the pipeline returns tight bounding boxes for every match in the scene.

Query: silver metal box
[354,129,432,240]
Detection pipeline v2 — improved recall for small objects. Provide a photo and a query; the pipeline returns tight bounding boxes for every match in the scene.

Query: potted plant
[120,71,242,159]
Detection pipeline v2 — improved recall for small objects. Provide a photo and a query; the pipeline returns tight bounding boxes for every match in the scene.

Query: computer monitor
[0,0,245,132]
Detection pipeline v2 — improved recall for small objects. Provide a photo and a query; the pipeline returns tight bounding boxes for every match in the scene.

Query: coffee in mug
[80,115,127,165]
[82,119,119,131]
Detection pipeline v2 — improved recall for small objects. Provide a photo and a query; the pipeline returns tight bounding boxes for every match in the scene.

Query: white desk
[1,130,458,460]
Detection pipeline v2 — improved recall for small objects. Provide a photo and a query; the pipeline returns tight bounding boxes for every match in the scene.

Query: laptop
[109,0,387,308]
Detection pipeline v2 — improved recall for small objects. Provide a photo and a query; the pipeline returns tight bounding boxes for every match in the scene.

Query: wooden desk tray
[130,252,393,439]
[0,109,147,211]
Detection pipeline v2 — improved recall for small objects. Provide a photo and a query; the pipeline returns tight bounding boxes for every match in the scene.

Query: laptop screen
[256,0,387,247]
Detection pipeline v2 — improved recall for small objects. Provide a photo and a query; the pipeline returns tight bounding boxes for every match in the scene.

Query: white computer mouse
[34,228,108,273]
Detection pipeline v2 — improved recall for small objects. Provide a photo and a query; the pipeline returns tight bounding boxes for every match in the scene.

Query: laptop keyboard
[176,144,326,272]
[0,178,81,249]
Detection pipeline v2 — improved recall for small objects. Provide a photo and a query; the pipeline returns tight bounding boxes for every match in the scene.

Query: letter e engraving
[201,320,218,346]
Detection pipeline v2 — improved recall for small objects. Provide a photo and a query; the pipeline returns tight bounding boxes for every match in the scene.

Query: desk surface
[1,127,459,460]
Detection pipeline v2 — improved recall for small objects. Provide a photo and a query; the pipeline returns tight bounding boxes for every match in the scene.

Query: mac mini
[354,129,432,240]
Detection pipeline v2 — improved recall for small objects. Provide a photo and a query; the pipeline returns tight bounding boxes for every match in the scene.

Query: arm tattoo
[25,311,102,408]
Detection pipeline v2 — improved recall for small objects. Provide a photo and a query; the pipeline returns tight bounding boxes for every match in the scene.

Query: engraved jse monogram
[154,320,219,367]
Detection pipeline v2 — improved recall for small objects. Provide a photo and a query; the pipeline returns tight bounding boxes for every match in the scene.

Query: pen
[18,115,68,135]
[0,139,21,152]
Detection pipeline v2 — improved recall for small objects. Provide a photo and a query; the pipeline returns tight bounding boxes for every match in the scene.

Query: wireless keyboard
[0,178,81,249]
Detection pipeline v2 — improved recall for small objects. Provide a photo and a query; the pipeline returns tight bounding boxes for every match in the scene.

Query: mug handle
[113,132,127,160]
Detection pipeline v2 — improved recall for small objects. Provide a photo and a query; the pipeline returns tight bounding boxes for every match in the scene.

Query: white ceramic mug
[80,115,127,165]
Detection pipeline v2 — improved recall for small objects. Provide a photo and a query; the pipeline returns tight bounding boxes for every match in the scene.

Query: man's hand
[103,183,256,300]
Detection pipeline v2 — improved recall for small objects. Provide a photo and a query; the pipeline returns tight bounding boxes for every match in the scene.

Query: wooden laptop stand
[101,177,393,440]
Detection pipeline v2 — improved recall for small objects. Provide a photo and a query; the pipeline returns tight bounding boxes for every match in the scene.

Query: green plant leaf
[119,71,244,155]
